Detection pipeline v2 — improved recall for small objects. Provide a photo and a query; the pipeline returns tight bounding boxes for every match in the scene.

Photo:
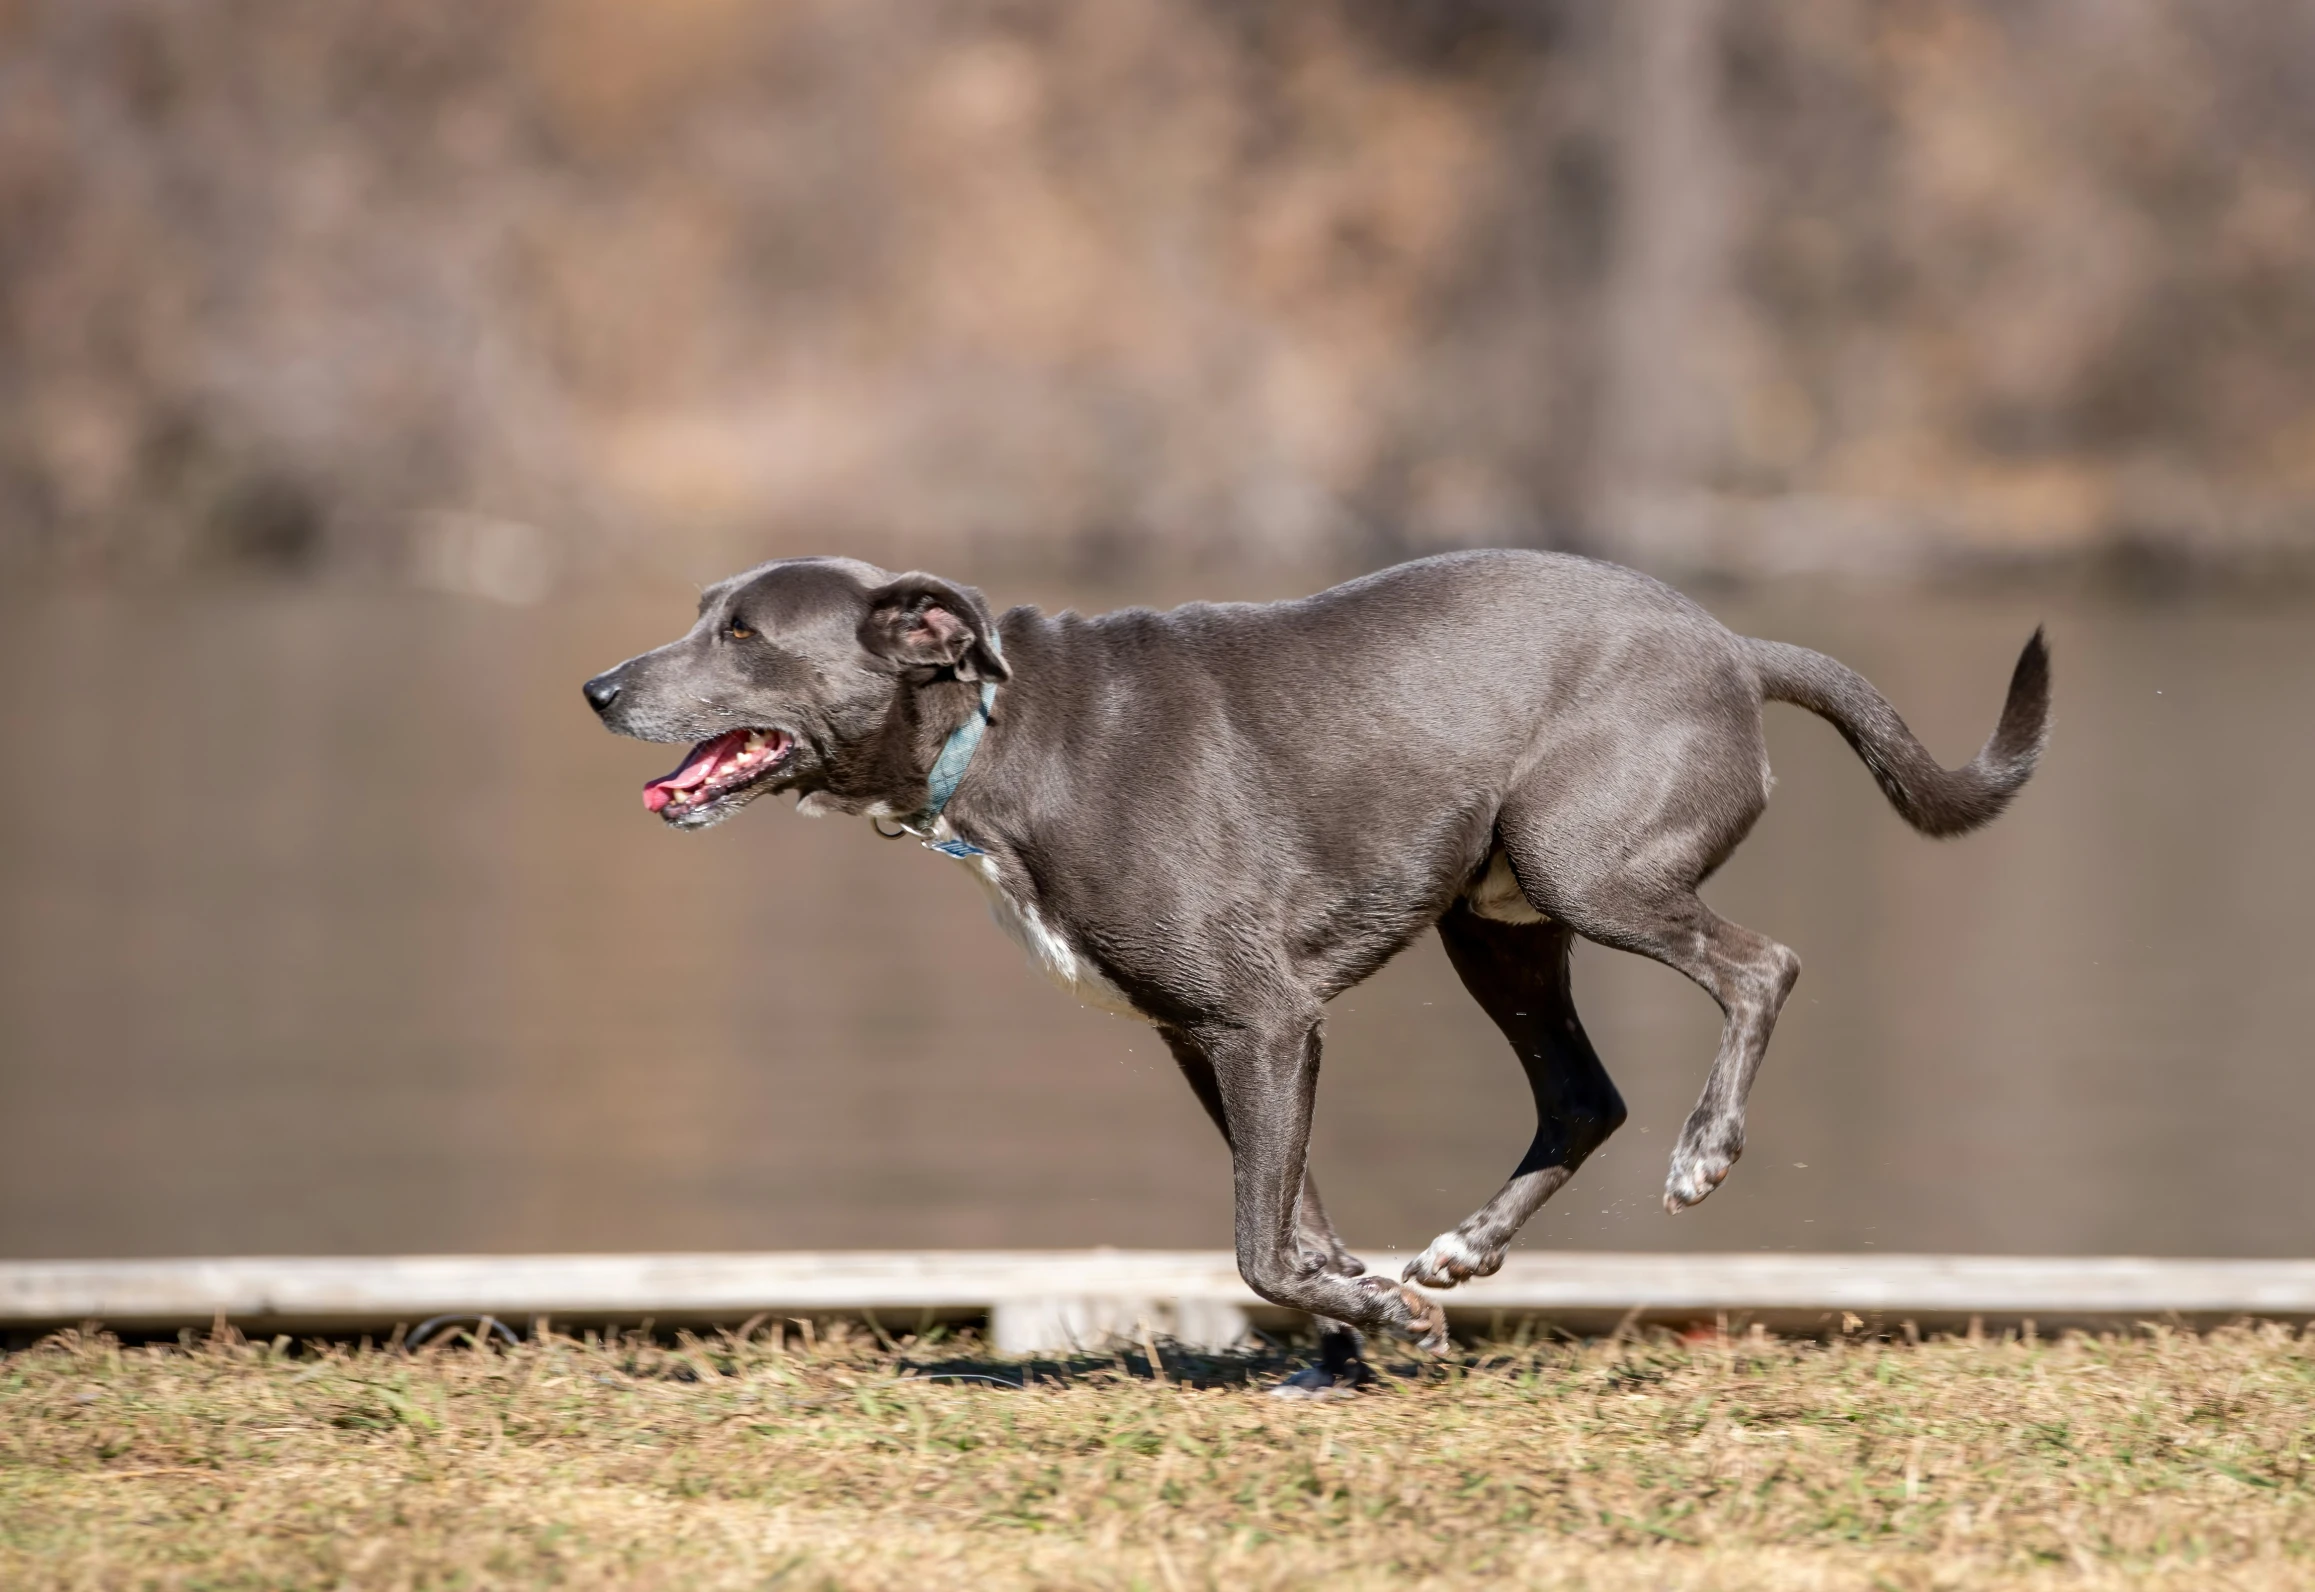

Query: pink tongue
[643,730,750,813]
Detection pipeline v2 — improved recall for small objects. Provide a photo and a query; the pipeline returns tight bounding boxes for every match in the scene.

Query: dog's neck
[890,671,1000,852]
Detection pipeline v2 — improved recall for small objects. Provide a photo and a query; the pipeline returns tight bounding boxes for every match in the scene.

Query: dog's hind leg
[1402,909,1626,1289]
[1551,886,1800,1213]
[1488,697,1798,1212]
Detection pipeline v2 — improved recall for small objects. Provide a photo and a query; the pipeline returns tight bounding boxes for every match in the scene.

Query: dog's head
[582,557,1009,830]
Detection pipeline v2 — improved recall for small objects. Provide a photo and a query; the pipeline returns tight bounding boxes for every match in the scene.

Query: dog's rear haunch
[585,551,2048,1393]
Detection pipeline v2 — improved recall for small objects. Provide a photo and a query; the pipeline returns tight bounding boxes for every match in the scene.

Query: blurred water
[3,574,2310,1261]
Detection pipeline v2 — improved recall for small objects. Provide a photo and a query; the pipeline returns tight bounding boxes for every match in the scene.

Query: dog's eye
[726,622,754,641]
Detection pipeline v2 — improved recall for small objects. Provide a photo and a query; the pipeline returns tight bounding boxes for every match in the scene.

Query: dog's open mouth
[642,728,794,820]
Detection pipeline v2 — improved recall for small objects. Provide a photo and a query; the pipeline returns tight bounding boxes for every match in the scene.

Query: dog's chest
[928,823,1148,1022]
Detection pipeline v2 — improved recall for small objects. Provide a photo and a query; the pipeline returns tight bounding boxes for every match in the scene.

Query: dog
[583,550,2048,1390]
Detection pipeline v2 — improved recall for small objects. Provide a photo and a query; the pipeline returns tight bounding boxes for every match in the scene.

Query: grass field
[3,1318,2311,1589]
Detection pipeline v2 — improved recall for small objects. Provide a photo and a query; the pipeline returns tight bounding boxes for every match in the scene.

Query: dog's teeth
[745,732,766,751]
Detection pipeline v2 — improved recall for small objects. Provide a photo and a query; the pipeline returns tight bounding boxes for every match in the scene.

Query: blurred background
[2,0,2311,1261]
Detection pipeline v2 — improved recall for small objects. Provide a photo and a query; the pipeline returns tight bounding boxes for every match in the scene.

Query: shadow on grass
[14,1316,1480,1394]
[898,1334,1451,1392]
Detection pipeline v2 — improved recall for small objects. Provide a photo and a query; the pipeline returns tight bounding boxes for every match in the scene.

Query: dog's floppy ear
[857,573,1011,683]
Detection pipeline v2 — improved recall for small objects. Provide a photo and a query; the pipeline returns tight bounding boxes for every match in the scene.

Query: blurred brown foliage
[3,0,2312,588]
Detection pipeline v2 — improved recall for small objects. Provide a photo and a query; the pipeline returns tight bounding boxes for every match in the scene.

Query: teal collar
[895,642,1002,856]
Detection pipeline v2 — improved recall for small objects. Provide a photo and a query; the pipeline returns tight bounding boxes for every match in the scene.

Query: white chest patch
[924,821,1150,1021]
[1463,847,1550,924]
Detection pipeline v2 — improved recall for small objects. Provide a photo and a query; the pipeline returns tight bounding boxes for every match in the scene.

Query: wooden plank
[1442,1252,2315,1334]
[5,1252,2311,1342]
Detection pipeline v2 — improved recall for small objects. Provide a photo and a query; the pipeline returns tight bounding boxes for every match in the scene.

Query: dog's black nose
[583,674,622,714]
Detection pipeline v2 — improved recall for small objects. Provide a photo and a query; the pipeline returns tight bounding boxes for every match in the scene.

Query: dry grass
[3,1319,2312,1590]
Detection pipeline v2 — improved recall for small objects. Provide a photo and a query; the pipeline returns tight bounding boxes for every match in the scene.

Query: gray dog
[583,550,2048,1391]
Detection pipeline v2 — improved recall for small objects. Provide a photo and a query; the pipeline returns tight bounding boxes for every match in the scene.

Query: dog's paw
[1401,1230,1504,1289]
[1663,1138,1741,1212]
[1355,1275,1449,1352]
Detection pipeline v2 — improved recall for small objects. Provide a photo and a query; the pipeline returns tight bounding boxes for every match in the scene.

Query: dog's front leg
[1160,1027,1364,1280]
[1404,911,1627,1288]
[1200,1013,1449,1370]
[1163,1024,1370,1395]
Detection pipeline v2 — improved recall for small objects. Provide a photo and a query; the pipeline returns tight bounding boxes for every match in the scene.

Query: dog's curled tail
[1747,629,2051,839]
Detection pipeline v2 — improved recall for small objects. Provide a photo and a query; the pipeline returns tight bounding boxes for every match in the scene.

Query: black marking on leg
[1406,910,1625,1288]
